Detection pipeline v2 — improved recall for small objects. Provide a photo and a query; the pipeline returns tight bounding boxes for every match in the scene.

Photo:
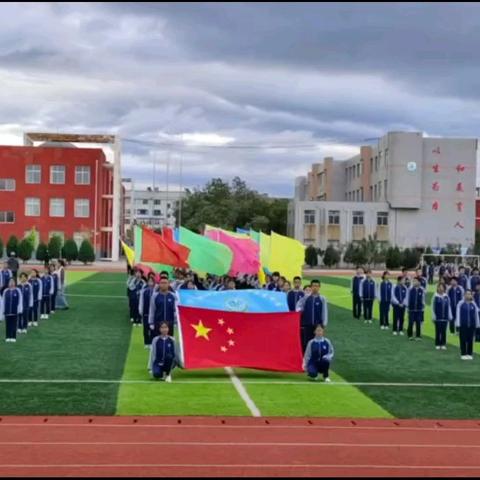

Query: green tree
[386,246,402,269]
[62,239,79,263]
[48,235,63,259]
[248,215,270,232]
[6,235,18,256]
[343,243,355,265]
[305,245,318,267]
[36,242,48,263]
[351,245,368,266]
[323,245,340,267]
[18,238,34,262]
[78,240,95,264]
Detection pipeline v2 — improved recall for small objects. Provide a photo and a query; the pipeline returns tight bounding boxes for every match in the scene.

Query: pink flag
[205,229,260,276]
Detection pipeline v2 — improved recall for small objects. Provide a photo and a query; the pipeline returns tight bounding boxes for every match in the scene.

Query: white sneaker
[468,355,474,360]
[165,375,172,383]
[399,331,404,336]
[33,322,38,327]
[130,318,134,323]
[393,331,398,336]
[461,355,469,360]
[441,346,447,350]
[11,339,16,343]
[436,346,441,350]
[144,345,150,349]
[324,377,331,383]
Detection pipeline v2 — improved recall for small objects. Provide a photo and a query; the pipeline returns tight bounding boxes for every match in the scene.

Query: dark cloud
[0,2,479,196]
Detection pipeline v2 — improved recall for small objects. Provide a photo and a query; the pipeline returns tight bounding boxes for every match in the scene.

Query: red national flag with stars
[178,306,303,372]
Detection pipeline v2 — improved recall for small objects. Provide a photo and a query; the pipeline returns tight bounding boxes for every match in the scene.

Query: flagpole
[179,152,183,228]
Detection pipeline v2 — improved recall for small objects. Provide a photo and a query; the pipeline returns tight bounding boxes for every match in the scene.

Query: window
[154,200,161,205]
[75,166,91,185]
[49,231,65,242]
[74,199,90,218]
[352,211,364,225]
[137,209,148,215]
[356,164,360,177]
[26,165,41,184]
[374,184,377,200]
[304,209,315,224]
[0,211,14,223]
[352,166,356,179]
[385,148,389,168]
[153,209,162,216]
[377,212,389,226]
[375,156,378,172]
[378,182,382,199]
[369,186,373,200]
[0,179,15,191]
[142,200,148,205]
[25,198,40,217]
[384,179,388,199]
[328,210,340,225]
[360,187,364,202]
[50,165,66,184]
[167,203,171,208]
[370,157,373,172]
[49,198,65,217]
[345,168,348,181]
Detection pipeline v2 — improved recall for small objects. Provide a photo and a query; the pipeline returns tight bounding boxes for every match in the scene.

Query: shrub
[6,235,18,256]
[48,235,63,259]
[323,245,340,267]
[36,242,48,263]
[18,238,34,262]
[62,239,79,263]
[385,246,402,269]
[78,240,95,264]
[305,245,318,267]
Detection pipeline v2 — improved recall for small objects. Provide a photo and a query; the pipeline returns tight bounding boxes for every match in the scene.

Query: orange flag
[141,226,189,268]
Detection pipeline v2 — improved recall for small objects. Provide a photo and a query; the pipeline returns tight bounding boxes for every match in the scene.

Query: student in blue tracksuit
[287,276,305,312]
[457,267,470,291]
[456,290,480,360]
[267,272,281,291]
[296,279,328,352]
[126,268,145,326]
[402,268,412,289]
[428,263,435,285]
[447,278,464,335]
[49,264,59,315]
[415,268,427,290]
[406,277,425,341]
[351,267,364,319]
[303,325,334,383]
[17,272,33,334]
[139,277,156,348]
[1,278,23,342]
[40,267,54,320]
[472,284,480,343]
[0,262,13,294]
[359,269,376,324]
[377,271,393,330]
[148,321,180,382]
[391,276,408,335]
[470,268,480,293]
[148,277,177,336]
[431,283,452,350]
[28,269,42,327]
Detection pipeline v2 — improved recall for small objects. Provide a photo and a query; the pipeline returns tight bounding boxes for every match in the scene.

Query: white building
[123,179,186,235]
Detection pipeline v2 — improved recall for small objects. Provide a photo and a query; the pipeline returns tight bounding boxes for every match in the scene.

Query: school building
[288,131,478,250]
[0,132,123,260]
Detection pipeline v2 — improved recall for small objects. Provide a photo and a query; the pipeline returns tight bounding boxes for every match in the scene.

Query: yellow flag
[259,232,271,267]
[121,240,135,267]
[258,266,266,285]
[267,232,305,282]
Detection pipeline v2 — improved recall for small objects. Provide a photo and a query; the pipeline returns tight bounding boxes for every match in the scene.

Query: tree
[48,235,63,259]
[78,240,95,264]
[402,248,420,269]
[323,245,340,268]
[351,245,368,266]
[305,245,318,267]
[36,242,48,263]
[343,243,356,265]
[18,238,34,262]
[0,237,3,259]
[62,239,79,263]
[248,215,270,232]
[386,246,402,269]
[6,235,18,256]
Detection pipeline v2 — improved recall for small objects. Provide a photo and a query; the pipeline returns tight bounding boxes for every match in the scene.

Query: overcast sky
[1,2,479,196]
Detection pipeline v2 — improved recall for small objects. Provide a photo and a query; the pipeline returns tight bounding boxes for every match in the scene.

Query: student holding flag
[296,279,328,352]
[287,276,305,312]
[303,325,334,383]
[148,321,180,382]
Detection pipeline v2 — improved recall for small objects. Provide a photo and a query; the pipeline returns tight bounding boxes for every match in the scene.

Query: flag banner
[236,228,250,235]
[205,229,260,276]
[141,226,189,268]
[134,225,173,273]
[205,225,250,239]
[259,232,271,270]
[178,227,233,276]
[249,229,260,244]
[178,289,289,313]
[178,306,303,372]
[162,227,191,267]
[121,240,135,267]
[268,232,305,282]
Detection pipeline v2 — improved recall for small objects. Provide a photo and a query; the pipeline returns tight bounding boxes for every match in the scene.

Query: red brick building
[0,143,116,258]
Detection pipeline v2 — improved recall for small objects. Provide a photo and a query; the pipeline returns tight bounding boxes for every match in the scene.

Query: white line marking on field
[224,367,261,417]
[1,423,479,433]
[0,464,479,471]
[1,441,480,448]
[2,378,480,388]
[75,281,126,284]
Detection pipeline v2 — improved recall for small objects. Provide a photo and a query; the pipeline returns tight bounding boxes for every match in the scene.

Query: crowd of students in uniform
[0,257,69,343]
[126,266,334,383]
[351,263,480,360]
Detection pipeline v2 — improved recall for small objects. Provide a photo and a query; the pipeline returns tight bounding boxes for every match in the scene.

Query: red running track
[1,416,480,477]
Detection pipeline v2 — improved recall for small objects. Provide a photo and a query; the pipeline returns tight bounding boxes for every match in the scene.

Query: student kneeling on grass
[303,325,334,383]
[148,322,180,382]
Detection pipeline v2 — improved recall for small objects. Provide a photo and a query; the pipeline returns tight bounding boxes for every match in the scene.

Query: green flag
[249,229,260,244]
[179,227,233,276]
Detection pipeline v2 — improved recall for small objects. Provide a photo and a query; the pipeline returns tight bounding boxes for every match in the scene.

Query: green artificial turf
[2,271,480,418]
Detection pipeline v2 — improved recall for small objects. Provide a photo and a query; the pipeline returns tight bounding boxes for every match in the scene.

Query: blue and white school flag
[178,289,289,313]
